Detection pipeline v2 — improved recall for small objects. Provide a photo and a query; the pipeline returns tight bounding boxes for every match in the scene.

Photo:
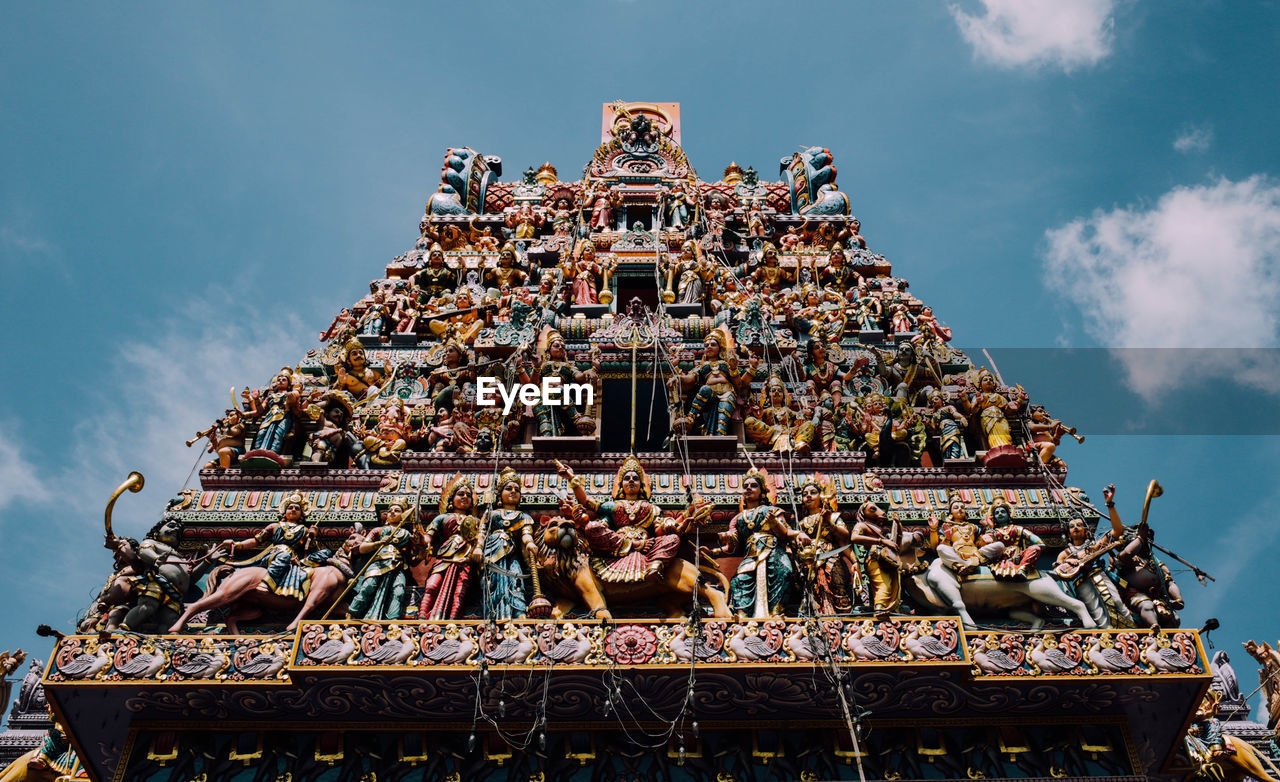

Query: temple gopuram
[6,102,1277,782]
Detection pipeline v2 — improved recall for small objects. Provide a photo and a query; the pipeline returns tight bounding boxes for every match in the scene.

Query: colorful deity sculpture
[412,243,455,298]
[480,468,541,620]
[794,473,856,615]
[928,492,998,578]
[557,456,710,586]
[705,469,804,619]
[212,492,320,606]
[673,327,755,437]
[665,240,713,305]
[749,243,790,294]
[485,242,528,291]
[89,515,190,633]
[243,369,303,456]
[958,369,1028,463]
[1052,514,1131,627]
[981,497,1044,581]
[850,280,882,332]
[418,474,482,620]
[561,238,605,305]
[333,339,385,400]
[517,328,599,437]
[743,374,818,453]
[347,501,420,620]
[1027,404,1085,466]
[1103,484,1184,629]
[306,392,359,467]
[921,387,967,462]
[820,246,859,293]
[849,501,914,620]
[582,181,620,232]
[192,407,247,470]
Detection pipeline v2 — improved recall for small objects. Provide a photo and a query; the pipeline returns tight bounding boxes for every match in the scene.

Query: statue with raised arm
[1103,483,1183,629]
[243,369,304,457]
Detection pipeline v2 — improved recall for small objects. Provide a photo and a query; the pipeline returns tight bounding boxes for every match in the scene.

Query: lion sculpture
[537,517,731,620]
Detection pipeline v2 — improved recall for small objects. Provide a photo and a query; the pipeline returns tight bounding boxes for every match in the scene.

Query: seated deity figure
[516,328,600,437]
[927,492,1004,578]
[556,457,709,583]
[743,374,819,453]
[484,243,528,291]
[672,327,756,437]
[332,339,385,400]
[413,243,456,299]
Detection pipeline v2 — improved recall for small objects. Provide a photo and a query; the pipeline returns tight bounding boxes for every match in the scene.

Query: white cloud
[951,0,1115,72]
[0,292,312,638]
[65,307,310,520]
[1173,125,1214,154]
[1044,176,1280,397]
[0,226,54,256]
[0,421,52,509]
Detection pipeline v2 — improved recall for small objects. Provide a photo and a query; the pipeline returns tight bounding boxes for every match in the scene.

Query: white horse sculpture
[908,559,1097,630]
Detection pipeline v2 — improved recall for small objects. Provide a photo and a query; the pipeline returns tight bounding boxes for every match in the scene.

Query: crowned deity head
[985,496,1013,527]
[440,473,475,514]
[977,369,998,393]
[612,456,651,500]
[740,468,776,511]
[278,491,310,523]
[496,467,522,509]
[341,340,368,373]
[798,473,835,513]
[498,243,517,268]
[762,374,789,409]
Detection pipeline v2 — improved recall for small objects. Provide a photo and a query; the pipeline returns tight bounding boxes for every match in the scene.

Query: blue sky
[3,1,1279,716]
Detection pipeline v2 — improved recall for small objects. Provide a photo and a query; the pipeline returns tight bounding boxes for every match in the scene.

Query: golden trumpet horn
[104,471,145,539]
[1139,479,1163,527]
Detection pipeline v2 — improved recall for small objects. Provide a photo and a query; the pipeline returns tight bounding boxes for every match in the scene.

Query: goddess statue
[704,469,806,619]
[418,474,483,620]
[556,456,711,584]
[794,474,856,615]
[957,369,1028,461]
[243,369,303,456]
[743,374,818,453]
[479,468,540,620]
